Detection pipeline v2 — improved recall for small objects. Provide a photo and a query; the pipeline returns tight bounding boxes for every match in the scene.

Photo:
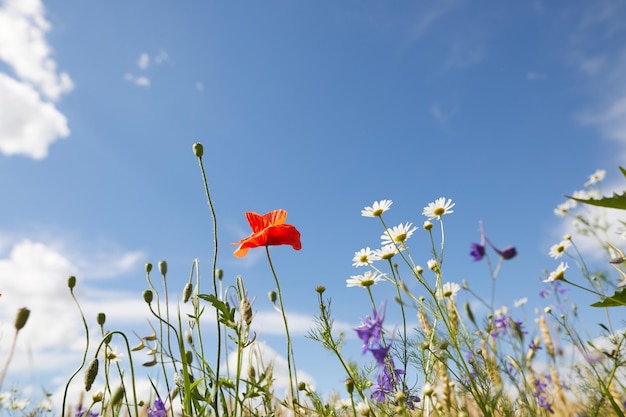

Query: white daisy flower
[544,262,568,282]
[427,258,439,272]
[346,271,384,288]
[584,169,606,187]
[361,200,392,217]
[436,282,461,299]
[374,244,402,260]
[549,239,571,259]
[422,197,455,220]
[380,222,417,246]
[553,200,576,217]
[352,247,380,267]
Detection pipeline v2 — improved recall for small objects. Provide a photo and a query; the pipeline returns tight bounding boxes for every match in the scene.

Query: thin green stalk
[195,146,222,413]
[265,246,300,410]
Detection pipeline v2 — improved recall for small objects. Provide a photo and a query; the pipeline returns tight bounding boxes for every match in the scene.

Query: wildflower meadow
[1,145,626,417]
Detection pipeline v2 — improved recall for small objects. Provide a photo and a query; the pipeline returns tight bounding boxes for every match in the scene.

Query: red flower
[232,209,302,258]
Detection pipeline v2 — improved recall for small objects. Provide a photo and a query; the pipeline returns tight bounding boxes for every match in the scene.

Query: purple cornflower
[493,245,517,260]
[491,313,527,339]
[533,379,554,414]
[354,301,386,353]
[470,242,486,261]
[76,406,98,417]
[529,340,542,351]
[147,398,167,417]
[470,221,517,261]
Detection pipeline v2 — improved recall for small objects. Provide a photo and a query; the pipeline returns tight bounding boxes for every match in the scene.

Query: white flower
[584,169,606,187]
[548,239,571,259]
[374,244,402,260]
[413,265,424,275]
[346,271,384,288]
[106,346,124,363]
[361,200,392,217]
[544,262,568,282]
[436,282,461,299]
[422,197,455,220]
[514,297,528,307]
[380,222,417,246]
[352,247,380,267]
[553,200,576,217]
[427,258,439,272]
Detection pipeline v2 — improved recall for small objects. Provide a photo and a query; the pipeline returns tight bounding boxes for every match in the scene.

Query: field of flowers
[1,143,625,417]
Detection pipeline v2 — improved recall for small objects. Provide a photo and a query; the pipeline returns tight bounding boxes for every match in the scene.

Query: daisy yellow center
[361,279,375,287]
[395,233,407,243]
[554,271,565,281]
[359,255,369,263]
[381,252,395,260]
[557,245,565,253]
[434,207,445,216]
[372,209,383,216]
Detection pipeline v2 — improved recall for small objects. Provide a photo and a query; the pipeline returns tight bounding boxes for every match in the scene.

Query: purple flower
[533,379,554,414]
[76,406,98,417]
[470,242,486,261]
[493,245,517,260]
[148,399,167,417]
[354,301,386,353]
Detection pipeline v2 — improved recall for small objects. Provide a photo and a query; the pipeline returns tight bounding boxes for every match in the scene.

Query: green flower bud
[241,297,253,326]
[143,289,154,304]
[97,312,106,326]
[315,285,326,294]
[92,392,103,403]
[298,381,307,391]
[182,282,193,303]
[248,365,256,381]
[185,350,193,365]
[216,268,223,280]
[109,385,125,406]
[103,332,112,345]
[68,276,77,289]
[464,301,476,325]
[14,307,30,331]
[192,142,204,157]
[158,260,167,276]
[84,358,99,391]
[268,290,277,304]
[344,378,354,394]
[145,263,152,273]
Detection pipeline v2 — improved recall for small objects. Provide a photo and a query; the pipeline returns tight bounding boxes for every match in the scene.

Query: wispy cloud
[124,73,151,88]
[0,0,73,159]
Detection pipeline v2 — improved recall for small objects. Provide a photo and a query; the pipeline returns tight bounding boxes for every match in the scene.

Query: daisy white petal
[548,239,571,259]
[422,197,455,220]
[346,271,384,288]
[544,262,568,282]
[352,247,380,267]
[361,200,392,217]
[436,282,461,300]
[374,244,402,260]
[584,169,606,187]
[380,222,417,246]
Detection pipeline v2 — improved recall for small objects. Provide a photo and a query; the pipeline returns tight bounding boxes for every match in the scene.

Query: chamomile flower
[346,271,384,288]
[436,282,461,300]
[422,197,455,220]
[427,258,439,272]
[553,200,576,217]
[352,247,380,267]
[380,222,417,246]
[584,169,606,187]
[544,262,568,282]
[375,244,402,260]
[361,200,392,217]
[514,297,528,307]
[549,239,571,259]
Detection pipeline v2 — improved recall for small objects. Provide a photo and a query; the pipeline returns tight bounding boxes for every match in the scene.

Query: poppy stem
[265,246,300,410]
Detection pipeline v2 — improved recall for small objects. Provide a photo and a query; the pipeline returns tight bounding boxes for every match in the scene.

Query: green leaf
[569,191,626,210]
[591,288,626,308]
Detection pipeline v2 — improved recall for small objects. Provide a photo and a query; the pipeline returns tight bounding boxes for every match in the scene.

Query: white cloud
[124,73,151,88]
[137,52,150,69]
[0,0,72,159]
[0,73,69,159]
[153,50,168,65]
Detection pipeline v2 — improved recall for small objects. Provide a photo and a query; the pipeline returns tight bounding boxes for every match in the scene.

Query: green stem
[265,246,299,410]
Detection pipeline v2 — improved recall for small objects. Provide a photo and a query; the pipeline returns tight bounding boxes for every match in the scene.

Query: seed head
[143,289,154,304]
[192,142,204,157]
[182,282,193,303]
[158,260,167,275]
[14,307,30,331]
[68,276,77,289]
[97,312,106,326]
[145,263,152,273]
[84,358,99,391]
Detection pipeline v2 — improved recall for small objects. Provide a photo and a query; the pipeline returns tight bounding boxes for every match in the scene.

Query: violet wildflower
[147,398,167,417]
[470,242,486,261]
[354,301,386,353]
[493,245,517,260]
[76,406,99,417]
[533,379,554,414]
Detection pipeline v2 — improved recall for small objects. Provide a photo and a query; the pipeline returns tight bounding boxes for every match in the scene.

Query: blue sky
[1,0,626,409]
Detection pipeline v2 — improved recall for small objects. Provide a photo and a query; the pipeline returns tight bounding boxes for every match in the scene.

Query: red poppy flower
[232,209,302,258]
